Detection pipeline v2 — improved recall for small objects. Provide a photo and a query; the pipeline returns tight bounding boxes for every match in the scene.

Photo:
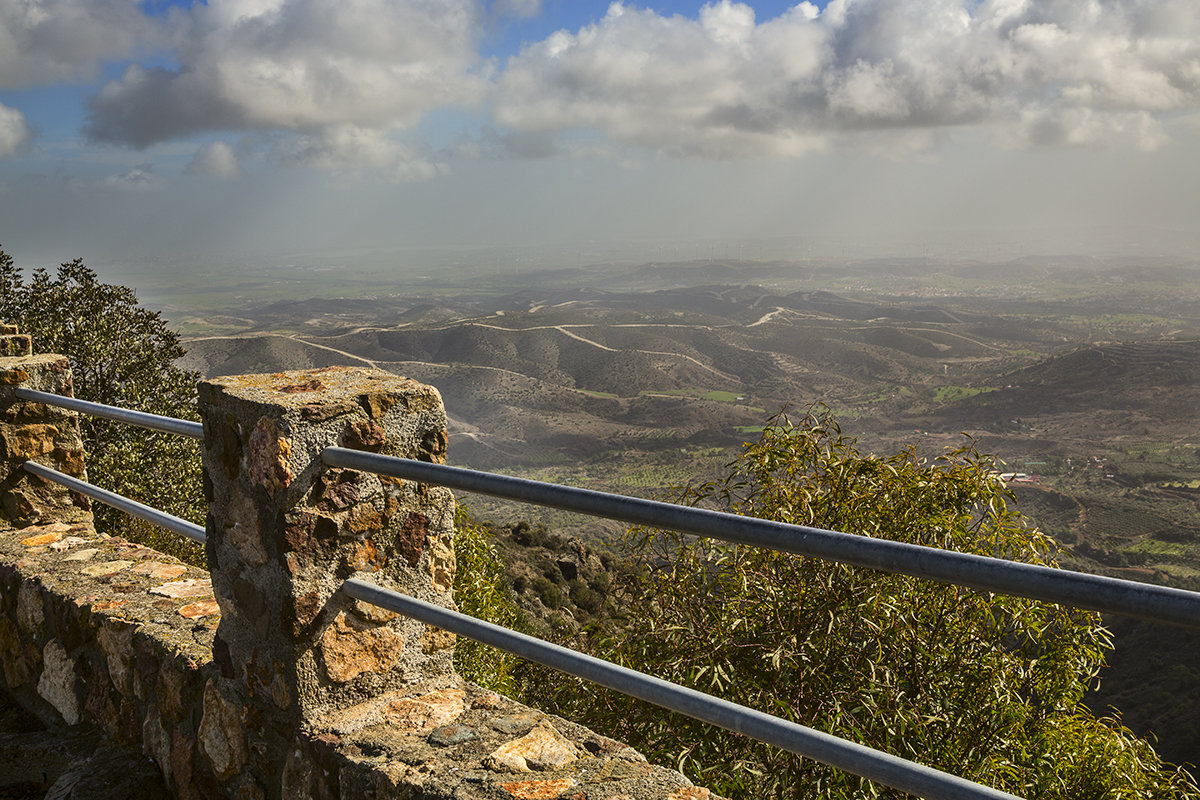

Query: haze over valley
[160,252,1200,765]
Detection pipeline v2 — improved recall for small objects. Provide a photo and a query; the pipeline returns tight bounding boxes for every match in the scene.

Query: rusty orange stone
[247,416,295,492]
[21,530,64,547]
[178,599,220,619]
[0,368,30,385]
[90,599,128,612]
[500,778,576,799]
[275,378,325,393]
[666,789,713,800]
[320,610,405,683]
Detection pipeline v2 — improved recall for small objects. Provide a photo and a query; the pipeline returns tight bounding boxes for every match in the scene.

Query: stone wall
[0,333,718,800]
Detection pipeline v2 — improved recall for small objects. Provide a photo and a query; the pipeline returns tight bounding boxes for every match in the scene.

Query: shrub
[529,408,1199,800]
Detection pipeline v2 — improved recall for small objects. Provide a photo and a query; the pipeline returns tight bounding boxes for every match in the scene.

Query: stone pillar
[0,323,32,358]
[197,366,456,797]
[0,327,90,527]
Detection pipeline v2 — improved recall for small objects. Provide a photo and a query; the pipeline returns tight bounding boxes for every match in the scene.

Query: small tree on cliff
[0,248,203,562]
[529,407,1198,800]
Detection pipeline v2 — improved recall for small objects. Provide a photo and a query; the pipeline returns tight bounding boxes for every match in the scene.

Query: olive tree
[1,248,204,562]
[530,408,1198,799]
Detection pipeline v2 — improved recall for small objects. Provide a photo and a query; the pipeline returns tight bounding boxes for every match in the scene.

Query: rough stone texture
[0,352,720,800]
[322,681,713,800]
[37,638,80,724]
[198,679,248,780]
[0,514,218,796]
[198,367,458,794]
[485,719,582,772]
[1,352,90,528]
[0,334,31,358]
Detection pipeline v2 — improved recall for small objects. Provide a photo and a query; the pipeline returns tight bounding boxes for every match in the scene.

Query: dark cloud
[85,0,487,169]
[0,0,163,89]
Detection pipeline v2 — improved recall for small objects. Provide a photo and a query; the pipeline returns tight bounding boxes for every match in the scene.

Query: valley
[165,254,1200,766]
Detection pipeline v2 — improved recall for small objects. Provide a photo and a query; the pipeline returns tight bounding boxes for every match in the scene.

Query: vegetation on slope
[451,504,526,694]
[6,250,1196,795]
[514,408,1198,799]
[0,248,204,564]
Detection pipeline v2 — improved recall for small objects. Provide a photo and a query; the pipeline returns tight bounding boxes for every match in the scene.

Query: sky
[2,0,1200,275]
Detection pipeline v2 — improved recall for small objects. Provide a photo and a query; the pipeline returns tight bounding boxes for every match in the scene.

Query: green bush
[1,250,204,565]
[528,407,1199,800]
[452,506,524,694]
[532,576,562,609]
[570,584,604,616]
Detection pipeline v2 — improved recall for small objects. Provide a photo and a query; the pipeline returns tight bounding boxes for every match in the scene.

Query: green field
[933,385,995,403]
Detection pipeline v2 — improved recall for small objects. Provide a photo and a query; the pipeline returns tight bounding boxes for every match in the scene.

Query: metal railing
[13,387,206,543]
[14,387,203,439]
[328,449,1200,800]
[343,577,1020,800]
[15,387,1200,800]
[22,461,206,543]
[323,448,1200,630]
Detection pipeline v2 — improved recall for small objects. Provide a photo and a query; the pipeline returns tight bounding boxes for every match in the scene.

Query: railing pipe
[342,577,1022,800]
[13,387,203,439]
[22,461,206,543]
[323,448,1200,629]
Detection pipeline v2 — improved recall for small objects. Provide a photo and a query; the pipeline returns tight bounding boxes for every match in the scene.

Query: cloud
[271,124,445,182]
[491,0,542,19]
[0,0,163,89]
[85,0,488,151]
[51,0,1200,168]
[492,0,1200,157]
[101,163,164,191]
[1021,108,1169,151]
[0,103,34,158]
[185,141,243,178]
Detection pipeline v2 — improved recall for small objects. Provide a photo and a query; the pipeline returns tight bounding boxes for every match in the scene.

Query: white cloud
[0,0,163,89]
[271,125,445,182]
[1020,108,1169,151]
[0,103,34,158]
[26,0,1199,171]
[86,0,488,152]
[185,141,243,178]
[101,163,164,191]
[493,0,1200,157]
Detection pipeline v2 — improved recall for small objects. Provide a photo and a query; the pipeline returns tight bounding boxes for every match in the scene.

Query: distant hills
[175,258,1200,766]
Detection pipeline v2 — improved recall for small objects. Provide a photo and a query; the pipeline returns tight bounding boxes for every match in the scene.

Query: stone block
[198,366,458,793]
[0,335,31,358]
[37,639,80,724]
[0,353,89,528]
[198,678,248,781]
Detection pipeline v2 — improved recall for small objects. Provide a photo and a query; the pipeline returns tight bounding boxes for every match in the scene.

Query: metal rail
[323,448,1200,629]
[13,387,203,439]
[343,577,1021,800]
[22,461,206,543]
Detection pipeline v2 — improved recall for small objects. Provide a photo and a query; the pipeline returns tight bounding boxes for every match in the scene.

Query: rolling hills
[172,256,1200,767]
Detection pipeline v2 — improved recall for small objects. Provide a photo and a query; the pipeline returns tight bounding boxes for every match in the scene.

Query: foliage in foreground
[1,248,204,564]
[523,408,1198,800]
[452,505,525,694]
